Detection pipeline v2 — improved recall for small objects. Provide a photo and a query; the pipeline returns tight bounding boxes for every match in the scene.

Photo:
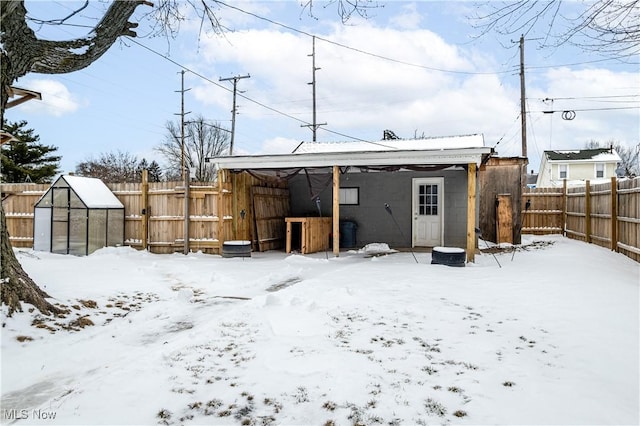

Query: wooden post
[235,171,252,243]
[562,178,567,236]
[285,220,292,253]
[183,168,190,255]
[496,194,513,244]
[585,180,591,243]
[466,163,477,263]
[218,169,226,251]
[301,220,308,253]
[231,172,237,240]
[332,165,340,257]
[611,176,618,251]
[141,169,149,250]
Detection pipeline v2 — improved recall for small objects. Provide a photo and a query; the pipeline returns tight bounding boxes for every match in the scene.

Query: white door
[412,178,443,247]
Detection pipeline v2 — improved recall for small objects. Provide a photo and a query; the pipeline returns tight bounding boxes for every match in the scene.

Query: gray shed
[33,175,124,256]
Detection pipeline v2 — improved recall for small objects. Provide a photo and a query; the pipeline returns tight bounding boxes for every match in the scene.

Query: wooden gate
[251,186,290,252]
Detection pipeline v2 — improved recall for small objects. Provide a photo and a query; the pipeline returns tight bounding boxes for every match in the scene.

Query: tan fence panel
[188,184,227,253]
[109,183,143,249]
[252,186,291,252]
[521,187,564,234]
[617,178,640,262]
[147,181,193,254]
[523,177,639,263]
[1,183,48,247]
[589,180,613,249]
[565,185,587,242]
[2,180,231,255]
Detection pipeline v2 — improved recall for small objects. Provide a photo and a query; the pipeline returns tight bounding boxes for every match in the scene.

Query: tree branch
[1,0,152,80]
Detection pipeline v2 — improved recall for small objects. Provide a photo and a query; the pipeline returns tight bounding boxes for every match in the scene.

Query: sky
[1,235,639,424]
[5,1,640,176]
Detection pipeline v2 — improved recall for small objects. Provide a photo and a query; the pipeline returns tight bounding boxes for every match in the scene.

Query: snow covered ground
[1,235,638,425]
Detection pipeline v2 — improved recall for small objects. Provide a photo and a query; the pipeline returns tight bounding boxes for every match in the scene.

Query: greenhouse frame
[33,175,125,256]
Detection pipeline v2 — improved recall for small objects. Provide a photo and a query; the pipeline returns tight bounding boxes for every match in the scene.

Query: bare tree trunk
[1,0,150,316]
[1,204,61,316]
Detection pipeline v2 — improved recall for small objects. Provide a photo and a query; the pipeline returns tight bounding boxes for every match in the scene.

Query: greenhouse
[33,175,124,256]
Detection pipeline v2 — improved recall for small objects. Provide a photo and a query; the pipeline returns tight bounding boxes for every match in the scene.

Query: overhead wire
[214,0,638,73]
[25,1,639,153]
[126,37,393,148]
[213,0,517,76]
[528,106,639,113]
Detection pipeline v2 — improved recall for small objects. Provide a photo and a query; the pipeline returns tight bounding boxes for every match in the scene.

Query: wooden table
[285,217,332,254]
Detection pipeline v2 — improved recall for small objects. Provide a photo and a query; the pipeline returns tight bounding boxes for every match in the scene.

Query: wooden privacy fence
[1,183,49,248]
[522,177,640,263]
[110,179,233,254]
[1,171,288,255]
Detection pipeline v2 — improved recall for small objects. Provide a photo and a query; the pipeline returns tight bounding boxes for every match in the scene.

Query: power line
[31,1,638,74]
[529,106,640,113]
[126,37,387,147]
[534,94,639,101]
[214,0,516,76]
[214,0,638,74]
[127,37,302,122]
[524,54,640,70]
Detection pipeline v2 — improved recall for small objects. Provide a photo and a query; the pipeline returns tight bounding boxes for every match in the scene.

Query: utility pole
[519,35,527,159]
[175,70,191,180]
[302,36,326,141]
[219,74,250,155]
[175,70,192,255]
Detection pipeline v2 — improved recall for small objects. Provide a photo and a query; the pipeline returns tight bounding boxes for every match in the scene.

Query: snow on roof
[61,175,124,208]
[545,148,621,162]
[294,134,485,154]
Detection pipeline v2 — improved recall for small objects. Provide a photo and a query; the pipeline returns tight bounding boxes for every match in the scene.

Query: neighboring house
[210,134,494,262]
[535,148,621,187]
[526,170,538,188]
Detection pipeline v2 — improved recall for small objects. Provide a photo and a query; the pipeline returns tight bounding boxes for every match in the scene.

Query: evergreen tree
[1,119,60,183]
[135,158,163,182]
[148,160,163,182]
[136,158,149,181]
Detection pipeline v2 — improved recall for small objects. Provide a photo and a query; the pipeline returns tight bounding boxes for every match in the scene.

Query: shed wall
[289,168,469,248]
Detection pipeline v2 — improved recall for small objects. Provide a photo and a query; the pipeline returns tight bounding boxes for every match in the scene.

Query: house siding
[288,168,469,248]
[536,149,621,187]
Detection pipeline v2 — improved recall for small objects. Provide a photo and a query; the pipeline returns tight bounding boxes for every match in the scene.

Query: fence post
[562,179,567,236]
[141,169,149,250]
[183,169,190,255]
[217,169,226,252]
[585,180,591,243]
[466,162,477,263]
[611,176,618,252]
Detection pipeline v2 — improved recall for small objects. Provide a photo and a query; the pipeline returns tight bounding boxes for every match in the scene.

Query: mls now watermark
[2,409,57,421]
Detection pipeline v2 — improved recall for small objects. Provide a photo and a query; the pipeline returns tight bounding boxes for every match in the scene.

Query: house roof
[211,134,493,170]
[544,148,621,162]
[294,134,485,153]
[59,175,123,208]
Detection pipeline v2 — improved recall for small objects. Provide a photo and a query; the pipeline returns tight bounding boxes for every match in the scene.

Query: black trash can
[339,220,358,248]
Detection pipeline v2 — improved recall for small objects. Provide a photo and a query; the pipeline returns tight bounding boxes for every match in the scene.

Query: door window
[419,184,438,215]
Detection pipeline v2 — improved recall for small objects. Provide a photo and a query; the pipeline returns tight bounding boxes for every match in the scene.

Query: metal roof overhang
[210,147,494,170]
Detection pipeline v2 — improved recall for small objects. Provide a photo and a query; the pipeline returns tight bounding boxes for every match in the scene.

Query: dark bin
[339,220,358,248]
[431,247,465,267]
[222,240,252,258]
